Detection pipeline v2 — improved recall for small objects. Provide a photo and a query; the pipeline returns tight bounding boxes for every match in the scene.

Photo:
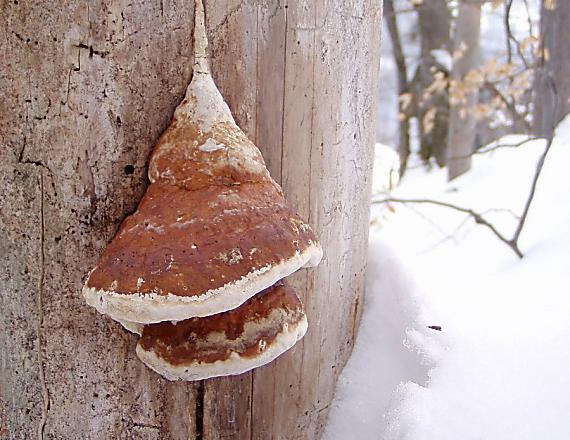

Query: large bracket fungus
[82,0,322,380]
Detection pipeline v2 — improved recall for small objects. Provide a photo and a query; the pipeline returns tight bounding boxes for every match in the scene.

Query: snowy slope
[324,116,570,440]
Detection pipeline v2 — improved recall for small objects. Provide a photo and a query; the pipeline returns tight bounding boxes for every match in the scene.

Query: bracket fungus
[82,0,321,380]
[137,281,307,381]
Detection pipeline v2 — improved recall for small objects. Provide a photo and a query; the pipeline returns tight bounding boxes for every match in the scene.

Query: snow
[372,143,400,194]
[324,116,570,440]
[430,49,452,72]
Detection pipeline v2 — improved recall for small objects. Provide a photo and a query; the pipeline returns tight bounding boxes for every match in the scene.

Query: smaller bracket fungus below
[81,0,322,327]
[136,281,307,381]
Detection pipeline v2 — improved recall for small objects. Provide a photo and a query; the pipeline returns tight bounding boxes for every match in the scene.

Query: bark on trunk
[447,0,482,181]
[533,0,570,138]
[0,1,381,439]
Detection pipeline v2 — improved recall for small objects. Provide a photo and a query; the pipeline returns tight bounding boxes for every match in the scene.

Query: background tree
[412,0,451,167]
[534,0,570,138]
[447,0,483,180]
[385,0,412,173]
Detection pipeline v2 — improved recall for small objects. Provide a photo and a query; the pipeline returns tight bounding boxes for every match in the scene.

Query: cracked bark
[0,1,381,438]
[36,171,50,440]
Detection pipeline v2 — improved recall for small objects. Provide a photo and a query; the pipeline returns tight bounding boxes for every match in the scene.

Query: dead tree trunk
[447,0,482,181]
[534,0,570,138]
[0,1,381,439]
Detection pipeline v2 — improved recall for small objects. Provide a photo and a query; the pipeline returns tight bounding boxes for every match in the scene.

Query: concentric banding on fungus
[135,281,307,381]
[83,180,322,324]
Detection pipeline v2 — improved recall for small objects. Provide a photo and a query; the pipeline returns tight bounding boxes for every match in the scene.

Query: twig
[511,136,553,246]
[511,39,560,241]
[484,81,532,132]
[446,136,541,161]
[505,0,531,70]
[475,136,540,155]
[523,0,536,40]
[505,0,514,65]
[481,207,520,221]
[373,197,523,258]
[400,201,460,246]
[373,120,555,259]
[418,214,472,256]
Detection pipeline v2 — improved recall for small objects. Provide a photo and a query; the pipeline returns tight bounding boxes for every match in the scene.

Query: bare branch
[523,0,536,39]
[481,207,520,221]
[505,0,532,69]
[484,81,532,132]
[475,136,541,155]
[513,126,556,246]
[445,136,540,161]
[372,197,523,258]
[372,122,555,260]
[505,0,514,65]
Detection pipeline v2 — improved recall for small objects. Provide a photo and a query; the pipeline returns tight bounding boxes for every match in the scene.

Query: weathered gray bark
[413,0,451,167]
[447,0,482,181]
[534,0,570,138]
[0,1,381,439]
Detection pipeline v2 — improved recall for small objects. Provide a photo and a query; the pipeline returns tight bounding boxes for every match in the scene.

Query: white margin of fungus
[135,314,308,381]
[115,319,144,335]
[83,242,322,325]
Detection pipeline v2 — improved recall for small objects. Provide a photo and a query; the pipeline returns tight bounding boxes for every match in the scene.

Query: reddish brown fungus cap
[83,176,320,324]
[136,281,307,381]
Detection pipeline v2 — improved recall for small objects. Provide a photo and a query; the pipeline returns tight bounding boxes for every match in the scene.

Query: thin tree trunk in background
[385,0,411,174]
[414,0,451,167]
[533,0,570,138]
[0,1,382,438]
[447,0,482,181]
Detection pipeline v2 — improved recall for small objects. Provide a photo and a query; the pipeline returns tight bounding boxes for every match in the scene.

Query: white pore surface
[136,314,308,381]
[115,319,143,335]
[83,242,323,325]
[325,116,570,440]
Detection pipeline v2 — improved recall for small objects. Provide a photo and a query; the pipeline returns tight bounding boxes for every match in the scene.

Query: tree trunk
[385,0,411,174]
[447,0,482,181]
[0,1,381,439]
[413,0,451,167]
[533,0,570,138]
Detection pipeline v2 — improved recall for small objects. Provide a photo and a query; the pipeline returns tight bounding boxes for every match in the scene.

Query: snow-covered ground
[324,116,570,439]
